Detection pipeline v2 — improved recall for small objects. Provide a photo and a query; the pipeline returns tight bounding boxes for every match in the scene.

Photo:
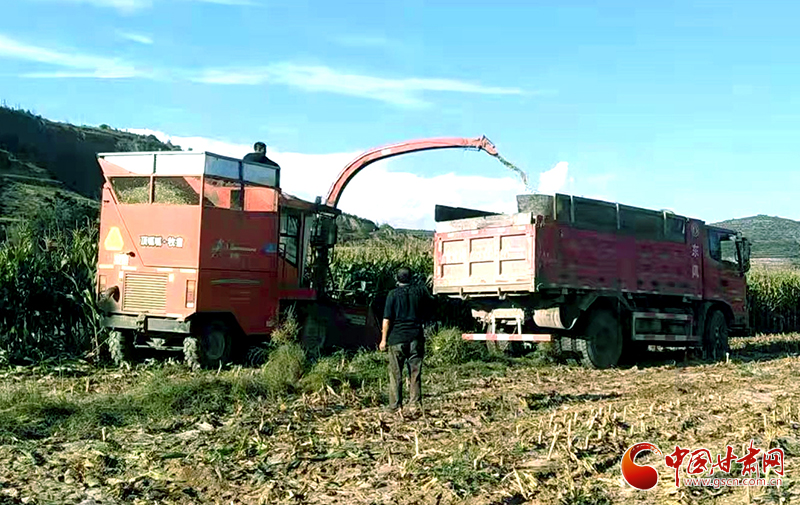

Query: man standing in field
[380,267,433,415]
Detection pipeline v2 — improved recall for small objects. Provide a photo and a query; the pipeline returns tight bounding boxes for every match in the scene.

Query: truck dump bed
[433,194,705,300]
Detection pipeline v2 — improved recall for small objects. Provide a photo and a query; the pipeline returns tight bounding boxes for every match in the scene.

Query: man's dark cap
[254,141,266,150]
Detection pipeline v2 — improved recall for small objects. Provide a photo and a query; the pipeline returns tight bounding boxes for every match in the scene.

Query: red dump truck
[432,194,752,368]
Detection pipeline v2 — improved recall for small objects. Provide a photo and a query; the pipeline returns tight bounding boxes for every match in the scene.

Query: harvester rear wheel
[575,310,623,369]
[703,310,729,362]
[108,330,135,368]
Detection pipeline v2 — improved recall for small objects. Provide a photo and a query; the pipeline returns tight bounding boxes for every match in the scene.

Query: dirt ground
[1,334,800,505]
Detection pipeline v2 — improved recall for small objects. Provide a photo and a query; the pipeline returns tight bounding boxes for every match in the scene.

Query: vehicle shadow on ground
[615,333,800,370]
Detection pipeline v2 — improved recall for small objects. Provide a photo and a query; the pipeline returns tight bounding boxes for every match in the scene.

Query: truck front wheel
[703,310,729,362]
[575,310,623,369]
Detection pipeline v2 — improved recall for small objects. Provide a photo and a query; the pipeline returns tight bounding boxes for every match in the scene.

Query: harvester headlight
[98,285,120,303]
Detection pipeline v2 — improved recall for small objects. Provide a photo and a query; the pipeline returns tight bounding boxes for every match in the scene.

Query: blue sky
[2,0,800,229]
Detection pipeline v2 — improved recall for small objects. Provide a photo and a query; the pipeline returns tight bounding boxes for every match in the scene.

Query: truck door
[704,228,747,316]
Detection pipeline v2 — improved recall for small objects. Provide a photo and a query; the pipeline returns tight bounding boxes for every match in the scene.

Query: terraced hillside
[714,215,800,262]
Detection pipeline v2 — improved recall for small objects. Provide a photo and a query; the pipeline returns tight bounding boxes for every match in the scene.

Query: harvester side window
[280,213,301,266]
[203,177,243,210]
[111,177,150,204]
[154,177,201,205]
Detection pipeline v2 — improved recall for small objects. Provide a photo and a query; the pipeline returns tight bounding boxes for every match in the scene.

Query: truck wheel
[703,310,729,362]
[554,336,579,365]
[575,310,623,369]
[184,321,233,370]
[108,330,134,368]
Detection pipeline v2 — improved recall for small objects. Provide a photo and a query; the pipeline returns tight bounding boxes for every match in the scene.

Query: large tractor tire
[108,330,135,368]
[575,310,623,369]
[703,310,729,362]
[184,320,233,370]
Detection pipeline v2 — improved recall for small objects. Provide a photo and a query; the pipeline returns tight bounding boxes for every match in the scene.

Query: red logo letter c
[621,442,662,490]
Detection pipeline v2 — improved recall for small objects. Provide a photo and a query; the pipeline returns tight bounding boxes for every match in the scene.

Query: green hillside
[712,215,800,260]
[0,106,179,233]
[0,106,404,243]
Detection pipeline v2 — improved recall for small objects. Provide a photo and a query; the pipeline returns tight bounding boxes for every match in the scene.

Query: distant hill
[0,106,409,242]
[336,213,433,243]
[0,106,179,231]
[712,215,800,260]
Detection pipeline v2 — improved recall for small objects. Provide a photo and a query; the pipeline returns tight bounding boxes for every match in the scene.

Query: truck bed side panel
[536,221,701,298]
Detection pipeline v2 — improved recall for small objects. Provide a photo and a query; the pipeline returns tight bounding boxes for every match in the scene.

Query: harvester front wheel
[108,330,135,368]
[184,320,233,370]
[703,310,729,362]
[575,310,623,369]
[300,305,327,360]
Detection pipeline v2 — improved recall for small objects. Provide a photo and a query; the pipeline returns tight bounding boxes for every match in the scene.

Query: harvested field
[1,334,800,505]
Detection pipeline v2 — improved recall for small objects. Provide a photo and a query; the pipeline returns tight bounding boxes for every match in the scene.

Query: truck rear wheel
[554,336,580,365]
[703,310,729,362]
[575,310,623,369]
[184,320,233,370]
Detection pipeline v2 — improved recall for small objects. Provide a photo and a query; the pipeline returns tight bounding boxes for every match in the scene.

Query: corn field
[747,267,800,334]
[328,236,475,331]
[1,209,799,365]
[0,203,102,365]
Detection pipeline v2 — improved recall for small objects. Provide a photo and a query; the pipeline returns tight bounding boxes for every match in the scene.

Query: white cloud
[117,31,153,45]
[122,129,532,229]
[192,63,524,108]
[30,0,257,12]
[537,161,569,194]
[0,33,526,107]
[33,0,153,13]
[0,33,143,78]
[188,0,258,4]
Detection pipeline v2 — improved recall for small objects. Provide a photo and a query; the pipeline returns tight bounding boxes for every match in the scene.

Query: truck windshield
[110,176,201,205]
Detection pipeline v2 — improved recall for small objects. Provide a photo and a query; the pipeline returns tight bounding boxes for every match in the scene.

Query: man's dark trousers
[387,339,424,410]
